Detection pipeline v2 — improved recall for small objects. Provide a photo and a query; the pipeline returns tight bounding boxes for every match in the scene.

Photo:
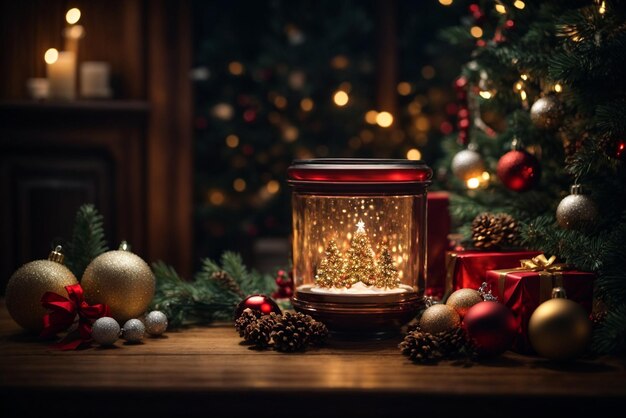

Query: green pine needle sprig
[65,204,108,278]
[150,252,276,328]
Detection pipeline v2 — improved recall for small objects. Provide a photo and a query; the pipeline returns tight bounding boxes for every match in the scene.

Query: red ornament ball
[463,301,516,357]
[234,294,281,320]
[497,150,541,192]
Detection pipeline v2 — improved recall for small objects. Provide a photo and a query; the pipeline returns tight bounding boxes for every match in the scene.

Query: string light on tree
[333,90,349,106]
[495,3,506,14]
[365,110,378,124]
[406,148,421,160]
[44,48,59,64]
[65,8,81,24]
[376,111,393,128]
[438,0,453,6]
[513,1,525,9]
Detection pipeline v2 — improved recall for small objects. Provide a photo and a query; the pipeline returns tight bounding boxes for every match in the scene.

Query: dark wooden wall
[0,0,193,290]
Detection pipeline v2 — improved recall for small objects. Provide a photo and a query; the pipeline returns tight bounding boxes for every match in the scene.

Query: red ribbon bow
[40,284,110,350]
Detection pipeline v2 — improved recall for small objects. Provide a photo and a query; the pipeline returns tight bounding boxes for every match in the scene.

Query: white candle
[47,51,76,100]
[80,62,112,98]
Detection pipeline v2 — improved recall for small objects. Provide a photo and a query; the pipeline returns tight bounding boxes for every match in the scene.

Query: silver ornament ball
[451,149,485,181]
[530,95,562,130]
[556,185,598,229]
[144,311,168,336]
[122,318,145,343]
[92,317,121,346]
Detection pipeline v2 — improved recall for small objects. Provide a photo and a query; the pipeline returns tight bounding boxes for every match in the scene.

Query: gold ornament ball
[419,304,461,334]
[82,250,155,322]
[447,288,483,318]
[5,260,78,332]
[530,95,563,130]
[529,298,592,361]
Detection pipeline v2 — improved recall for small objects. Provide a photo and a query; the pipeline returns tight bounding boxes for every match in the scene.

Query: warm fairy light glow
[65,8,81,24]
[520,90,527,101]
[44,48,59,64]
[495,4,507,14]
[515,81,524,91]
[513,1,525,10]
[599,1,606,14]
[283,126,299,142]
[333,90,349,106]
[365,110,378,124]
[415,116,430,132]
[467,177,481,189]
[554,83,563,93]
[479,90,492,99]
[300,98,314,111]
[274,95,287,109]
[266,180,280,194]
[228,61,244,75]
[376,111,393,127]
[421,65,436,79]
[233,178,246,192]
[209,190,225,205]
[225,134,239,148]
[406,148,422,160]
[397,82,412,96]
[438,0,453,6]
[482,171,491,181]
[470,26,483,38]
[520,74,528,80]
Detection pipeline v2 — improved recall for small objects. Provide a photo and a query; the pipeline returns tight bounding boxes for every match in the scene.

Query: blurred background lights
[65,8,81,24]
[44,48,59,64]
[333,90,349,106]
[406,148,422,160]
[375,111,393,127]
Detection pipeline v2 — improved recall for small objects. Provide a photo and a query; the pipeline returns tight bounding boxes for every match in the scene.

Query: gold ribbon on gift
[496,254,567,303]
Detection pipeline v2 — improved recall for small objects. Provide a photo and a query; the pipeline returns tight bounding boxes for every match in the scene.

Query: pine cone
[471,213,519,249]
[399,327,469,363]
[211,271,244,296]
[235,308,260,337]
[399,330,446,364]
[271,312,311,352]
[243,315,274,348]
[307,321,329,346]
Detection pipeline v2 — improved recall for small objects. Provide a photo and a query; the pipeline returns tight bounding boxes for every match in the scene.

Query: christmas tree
[376,245,400,289]
[342,221,378,288]
[315,240,344,288]
[439,1,626,354]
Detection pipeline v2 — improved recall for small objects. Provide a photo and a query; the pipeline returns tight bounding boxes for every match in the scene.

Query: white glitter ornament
[556,185,598,229]
[92,317,121,346]
[451,149,485,182]
[122,318,145,343]
[144,311,168,336]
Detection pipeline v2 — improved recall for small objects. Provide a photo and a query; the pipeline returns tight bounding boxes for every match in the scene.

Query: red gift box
[486,255,595,353]
[425,192,451,298]
[445,250,542,297]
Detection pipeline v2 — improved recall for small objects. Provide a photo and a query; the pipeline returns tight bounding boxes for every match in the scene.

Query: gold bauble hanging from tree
[5,246,78,332]
[81,242,155,322]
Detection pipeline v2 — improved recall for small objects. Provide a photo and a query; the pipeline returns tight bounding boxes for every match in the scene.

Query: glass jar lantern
[288,159,432,335]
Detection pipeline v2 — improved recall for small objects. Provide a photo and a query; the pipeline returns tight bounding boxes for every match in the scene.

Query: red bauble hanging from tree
[497,150,541,192]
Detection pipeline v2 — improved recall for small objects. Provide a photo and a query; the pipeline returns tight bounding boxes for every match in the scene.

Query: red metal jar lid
[287,159,432,195]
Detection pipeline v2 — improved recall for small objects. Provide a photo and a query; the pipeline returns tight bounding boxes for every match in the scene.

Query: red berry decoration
[272,270,294,299]
[234,294,281,320]
[462,301,516,357]
[497,150,541,192]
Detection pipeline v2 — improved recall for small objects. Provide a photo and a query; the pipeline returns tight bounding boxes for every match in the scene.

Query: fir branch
[150,253,276,328]
[592,303,626,355]
[65,204,108,278]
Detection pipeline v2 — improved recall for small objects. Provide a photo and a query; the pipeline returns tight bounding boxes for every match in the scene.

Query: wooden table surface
[1,300,625,418]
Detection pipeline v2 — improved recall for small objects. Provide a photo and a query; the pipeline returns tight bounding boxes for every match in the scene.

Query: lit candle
[46,49,76,100]
[63,8,84,55]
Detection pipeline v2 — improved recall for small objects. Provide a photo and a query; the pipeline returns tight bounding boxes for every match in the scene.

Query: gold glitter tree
[342,221,378,287]
[376,245,400,289]
[314,240,343,288]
